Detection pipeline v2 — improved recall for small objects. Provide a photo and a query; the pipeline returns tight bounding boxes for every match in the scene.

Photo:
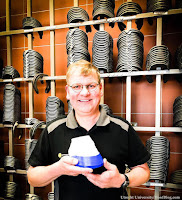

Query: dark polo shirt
[29,106,150,200]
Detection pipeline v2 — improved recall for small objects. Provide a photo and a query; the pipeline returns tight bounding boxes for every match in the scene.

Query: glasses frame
[68,82,100,93]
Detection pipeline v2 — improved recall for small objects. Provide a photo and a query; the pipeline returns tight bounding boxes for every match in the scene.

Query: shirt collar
[66,105,110,129]
[66,109,78,129]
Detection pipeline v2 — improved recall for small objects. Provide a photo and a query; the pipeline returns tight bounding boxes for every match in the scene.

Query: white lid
[68,135,100,157]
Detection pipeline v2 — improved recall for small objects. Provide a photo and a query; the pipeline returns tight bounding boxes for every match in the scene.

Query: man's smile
[78,99,92,102]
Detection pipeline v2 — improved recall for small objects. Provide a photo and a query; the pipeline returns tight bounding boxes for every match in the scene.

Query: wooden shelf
[0,9,181,37]
[0,69,181,83]
[0,123,46,129]
[0,124,181,133]
[134,126,182,133]
[144,182,182,190]
[1,167,182,190]
[0,168,26,175]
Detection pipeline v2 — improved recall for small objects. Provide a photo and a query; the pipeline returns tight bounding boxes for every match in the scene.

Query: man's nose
[80,86,90,95]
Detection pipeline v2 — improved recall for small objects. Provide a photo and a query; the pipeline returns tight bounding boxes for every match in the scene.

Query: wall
[0,0,182,199]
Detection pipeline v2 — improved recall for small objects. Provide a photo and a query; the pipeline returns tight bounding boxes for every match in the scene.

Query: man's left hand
[83,158,125,188]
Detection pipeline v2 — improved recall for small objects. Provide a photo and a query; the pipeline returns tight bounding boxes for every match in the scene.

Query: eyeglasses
[69,82,99,93]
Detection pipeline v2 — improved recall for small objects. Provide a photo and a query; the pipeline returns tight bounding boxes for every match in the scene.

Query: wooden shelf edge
[0,124,181,132]
[134,126,182,133]
[0,69,181,83]
[0,168,27,175]
[0,9,181,37]
[1,167,182,190]
[0,124,46,129]
[144,182,182,189]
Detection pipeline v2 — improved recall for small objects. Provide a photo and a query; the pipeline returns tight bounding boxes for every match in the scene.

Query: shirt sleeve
[28,127,52,167]
[126,125,150,168]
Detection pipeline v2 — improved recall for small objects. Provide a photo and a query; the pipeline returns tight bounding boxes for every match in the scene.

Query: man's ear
[99,83,103,96]
[65,85,70,100]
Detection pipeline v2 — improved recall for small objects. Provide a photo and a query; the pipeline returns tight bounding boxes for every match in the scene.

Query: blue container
[73,154,103,169]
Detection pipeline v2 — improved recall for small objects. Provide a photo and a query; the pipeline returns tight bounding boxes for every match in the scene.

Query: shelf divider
[155,74,161,137]
[6,0,12,66]
[126,11,132,124]
[154,16,163,200]
[74,0,78,7]
[27,0,35,195]
[50,0,56,96]
[27,0,34,118]
[126,2,133,197]
[6,0,14,183]
[99,20,105,104]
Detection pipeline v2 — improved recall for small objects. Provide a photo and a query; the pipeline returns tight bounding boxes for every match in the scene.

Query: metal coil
[92,0,115,30]
[146,136,170,183]
[147,0,172,12]
[100,104,113,115]
[146,45,171,83]
[66,28,88,53]
[146,45,170,71]
[4,155,21,171]
[25,120,45,169]
[116,2,143,31]
[67,7,91,33]
[25,139,38,170]
[117,29,144,73]
[2,66,20,79]
[92,30,114,73]
[46,96,65,123]
[170,170,182,184]
[22,17,43,39]
[25,193,41,200]
[29,121,46,139]
[173,95,182,127]
[5,181,17,199]
[48,192,54,200]
[3,84,21,124]
[25,118,39,125]
[4,156,15,170]
[66,28,90,67]
[23,50,44,78]
[32,73,51,94]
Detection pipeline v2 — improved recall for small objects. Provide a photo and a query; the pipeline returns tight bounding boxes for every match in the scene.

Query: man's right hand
[27,156,93,187]
[58,156,93,176]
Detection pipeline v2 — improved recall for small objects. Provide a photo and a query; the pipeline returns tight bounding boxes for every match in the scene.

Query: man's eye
[89,84,96,89]
[73,85,81,89]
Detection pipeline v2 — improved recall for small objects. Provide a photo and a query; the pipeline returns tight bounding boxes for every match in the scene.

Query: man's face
[66,71,103,117]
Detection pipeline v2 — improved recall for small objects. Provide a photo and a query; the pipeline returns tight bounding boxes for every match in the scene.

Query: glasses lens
[70,83,99,92]
[88,83,98,91]
[71,84,82,92]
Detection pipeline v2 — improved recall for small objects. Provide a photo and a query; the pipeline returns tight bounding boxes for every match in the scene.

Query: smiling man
[27,60,150,200]
[65,60,103,131]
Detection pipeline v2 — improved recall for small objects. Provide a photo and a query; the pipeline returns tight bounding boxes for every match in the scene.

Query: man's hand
[83,158,125,188]
[58,156,93,176]
[27,156,93,187]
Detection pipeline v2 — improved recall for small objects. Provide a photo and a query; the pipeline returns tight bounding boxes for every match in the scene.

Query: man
[27,60,150,200]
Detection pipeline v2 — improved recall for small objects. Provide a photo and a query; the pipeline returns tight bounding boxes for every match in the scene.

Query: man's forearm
[27,156,93,187]
[125,163,150,187]
[27,163,60,187]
